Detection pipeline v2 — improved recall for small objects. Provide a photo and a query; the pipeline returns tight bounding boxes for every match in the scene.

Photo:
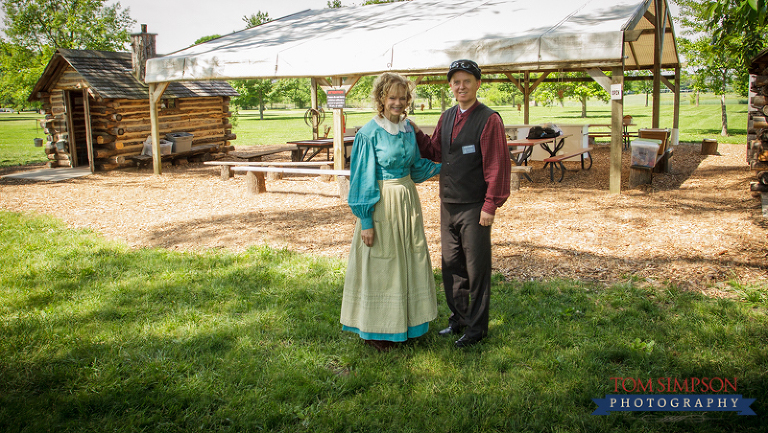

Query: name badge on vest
[462,145,476,155]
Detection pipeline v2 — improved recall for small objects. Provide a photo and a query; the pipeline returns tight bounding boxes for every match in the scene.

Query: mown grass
[0,113,47,167]
[228,92,750,149]
[1,210,765,432]
[0,92,747,167]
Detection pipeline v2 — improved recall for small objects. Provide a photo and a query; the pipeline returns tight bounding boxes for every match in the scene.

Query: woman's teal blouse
[347,117,441,230]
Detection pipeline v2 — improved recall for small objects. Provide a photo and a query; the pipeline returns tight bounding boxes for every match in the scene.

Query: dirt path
[2,141,766,294]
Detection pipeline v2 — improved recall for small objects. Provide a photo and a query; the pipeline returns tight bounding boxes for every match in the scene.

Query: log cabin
[28,25,239,171]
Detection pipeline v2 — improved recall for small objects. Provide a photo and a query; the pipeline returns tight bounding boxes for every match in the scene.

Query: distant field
[0,92,748,168]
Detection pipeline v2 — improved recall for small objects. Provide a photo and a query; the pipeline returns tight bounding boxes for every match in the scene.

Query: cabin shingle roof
[30,49,239,101]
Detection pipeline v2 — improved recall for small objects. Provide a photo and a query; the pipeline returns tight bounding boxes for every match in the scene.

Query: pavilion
[144,0,681,193]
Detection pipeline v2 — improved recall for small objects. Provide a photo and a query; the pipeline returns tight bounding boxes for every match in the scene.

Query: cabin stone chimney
[130,24,157,84]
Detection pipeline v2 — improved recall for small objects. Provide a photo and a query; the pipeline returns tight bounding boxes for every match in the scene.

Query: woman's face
[383,85,408,123]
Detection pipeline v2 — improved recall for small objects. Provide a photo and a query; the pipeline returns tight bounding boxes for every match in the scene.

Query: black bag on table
[527,125,561,139]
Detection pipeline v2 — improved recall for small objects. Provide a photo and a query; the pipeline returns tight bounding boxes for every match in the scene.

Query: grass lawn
[234,92,747,150]
[0,93,747,168]
[0,210,765,432]
[0,113,48,167]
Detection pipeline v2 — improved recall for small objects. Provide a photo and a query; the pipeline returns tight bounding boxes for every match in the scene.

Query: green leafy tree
[347,75,374,105]
[231,79,274,116]
[243,11,271,28]
[272,78,311,108]
[572,78,609,118]
[674,0,765,135]
[625,70,655,107]
[415,83,448,110]
[0,0,134,109]
[193,35,221,46]
[497,80,523,109]
[327,0,343,7]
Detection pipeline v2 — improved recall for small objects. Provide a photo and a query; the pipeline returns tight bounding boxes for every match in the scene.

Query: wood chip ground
[2,141,766,296]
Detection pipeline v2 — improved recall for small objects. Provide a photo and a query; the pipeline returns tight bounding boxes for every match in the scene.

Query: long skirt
[340,176,438,342]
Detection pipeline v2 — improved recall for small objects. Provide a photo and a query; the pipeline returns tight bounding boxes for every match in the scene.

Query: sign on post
[326,89,346,109]
[610,84,623,100]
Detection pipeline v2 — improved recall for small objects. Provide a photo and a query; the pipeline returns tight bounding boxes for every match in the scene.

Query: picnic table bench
[542,147,594,182]
[230,165,351,197]
[229,144,301,162]
[204,160,335,181]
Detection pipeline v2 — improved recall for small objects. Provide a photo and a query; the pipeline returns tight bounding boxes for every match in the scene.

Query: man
[414,59,511,348]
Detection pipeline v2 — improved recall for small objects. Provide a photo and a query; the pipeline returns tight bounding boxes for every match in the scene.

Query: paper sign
[610,84,623,100]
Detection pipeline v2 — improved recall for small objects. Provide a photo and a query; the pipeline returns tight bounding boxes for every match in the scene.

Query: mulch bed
[2,141,766,295]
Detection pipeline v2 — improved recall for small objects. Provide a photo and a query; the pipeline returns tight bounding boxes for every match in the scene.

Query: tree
[0,0,134,110]
[415,83,448,110]
[243,11,271,29]
[231,79,274,117]
[2,0,134,52]
[193,35,221,46]
[327,0,343,7]
[674,0,765,135]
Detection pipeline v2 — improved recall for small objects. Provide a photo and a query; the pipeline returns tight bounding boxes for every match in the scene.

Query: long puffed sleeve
[347,132,380,230]
[409,145,441,183]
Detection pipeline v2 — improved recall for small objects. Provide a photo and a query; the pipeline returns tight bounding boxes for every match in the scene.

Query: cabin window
[161,98,177,110]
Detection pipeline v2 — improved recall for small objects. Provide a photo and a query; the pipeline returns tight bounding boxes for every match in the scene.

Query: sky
[110,0,339,54]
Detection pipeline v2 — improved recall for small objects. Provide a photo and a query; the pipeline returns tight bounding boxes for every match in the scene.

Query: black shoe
[438,326,463,337]
[454,334,483,348]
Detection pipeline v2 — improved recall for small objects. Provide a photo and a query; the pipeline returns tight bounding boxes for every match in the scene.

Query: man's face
[449,71,481,106]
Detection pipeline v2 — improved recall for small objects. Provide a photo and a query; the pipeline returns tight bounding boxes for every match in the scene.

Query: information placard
[610,84,623,100]
[327,89,346,109]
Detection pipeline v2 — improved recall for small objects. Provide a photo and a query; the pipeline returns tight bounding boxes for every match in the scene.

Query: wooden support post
[246,170,266,194]
[148,82,169,175]
[82,89,95,174]
[673,65,681,146]
[652,0,665,129]
[610,66,624,195]
[220,165,232,180]
[629,167,653,188]
[331,77,346,173]
[337,176,349,202]
[523,72,530,125]
[311,78,319,140]
[319,165,332,181]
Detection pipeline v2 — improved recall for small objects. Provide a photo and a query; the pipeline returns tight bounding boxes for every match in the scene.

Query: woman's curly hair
[371,73,414,119]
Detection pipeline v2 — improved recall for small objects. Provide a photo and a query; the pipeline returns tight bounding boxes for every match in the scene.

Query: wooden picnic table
[508,134,572,170]
[287,136,355,162]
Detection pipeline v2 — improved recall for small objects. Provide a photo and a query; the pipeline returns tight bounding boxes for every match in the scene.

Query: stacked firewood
[748,74,768,191]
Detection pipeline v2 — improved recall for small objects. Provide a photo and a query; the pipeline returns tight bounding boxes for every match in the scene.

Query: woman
[340,73,441,352]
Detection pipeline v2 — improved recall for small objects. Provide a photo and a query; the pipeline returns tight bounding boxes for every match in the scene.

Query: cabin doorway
[64,90,95,172]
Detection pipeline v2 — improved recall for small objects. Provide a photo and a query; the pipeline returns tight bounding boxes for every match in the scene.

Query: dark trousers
[440,202,492,339]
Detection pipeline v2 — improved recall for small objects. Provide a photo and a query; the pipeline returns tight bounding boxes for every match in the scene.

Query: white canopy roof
[144,0,679,83]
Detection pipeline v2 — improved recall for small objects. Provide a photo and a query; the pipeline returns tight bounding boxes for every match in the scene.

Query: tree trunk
[695,91,700,107]
[259,95,265,120]
[720,94,729,136]
[580,96,587,118]
[645,92,649,107]
[440,89,447,112]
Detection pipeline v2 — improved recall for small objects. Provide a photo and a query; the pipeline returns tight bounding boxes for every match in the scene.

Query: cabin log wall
[41,66,235,170]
